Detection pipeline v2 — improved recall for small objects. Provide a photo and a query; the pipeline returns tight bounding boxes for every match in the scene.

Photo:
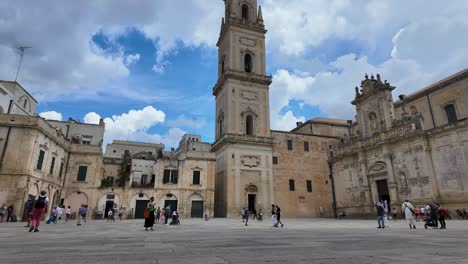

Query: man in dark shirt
[375,202,385,229]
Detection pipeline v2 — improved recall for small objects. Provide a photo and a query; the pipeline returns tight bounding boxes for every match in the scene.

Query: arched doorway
[98,193,120,220]
[188,194,204,218]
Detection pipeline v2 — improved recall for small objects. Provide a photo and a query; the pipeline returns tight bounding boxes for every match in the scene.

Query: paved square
[0,218,467,264]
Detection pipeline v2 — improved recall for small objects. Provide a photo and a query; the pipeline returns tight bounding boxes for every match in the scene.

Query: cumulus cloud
[83,106,186,149]
[83,112,101,124]
[271,111,305,131]
[39,111,62,121]
[0,0,223,101]
[268,1,468,121]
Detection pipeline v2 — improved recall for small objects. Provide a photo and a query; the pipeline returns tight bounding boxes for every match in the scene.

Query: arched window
[242,4,249,20]
[444,104,458,123]
[246,115,253,136]
[244,54,252,73]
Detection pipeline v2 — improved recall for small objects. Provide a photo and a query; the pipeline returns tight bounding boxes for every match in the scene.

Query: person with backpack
[401,200,416,229]
[30,191,48,232]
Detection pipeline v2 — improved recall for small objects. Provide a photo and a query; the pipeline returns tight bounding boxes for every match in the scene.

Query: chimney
[398,94,406,101]
[296,122,303,127]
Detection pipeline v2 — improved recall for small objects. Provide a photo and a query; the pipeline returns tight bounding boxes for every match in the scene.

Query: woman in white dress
[401,200,417,229]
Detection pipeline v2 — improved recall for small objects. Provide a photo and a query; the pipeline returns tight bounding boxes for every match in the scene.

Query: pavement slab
[0,218,467,264]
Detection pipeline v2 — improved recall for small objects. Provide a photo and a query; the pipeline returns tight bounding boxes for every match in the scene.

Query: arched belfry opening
[244,54,252,73]
[242,4,249,20]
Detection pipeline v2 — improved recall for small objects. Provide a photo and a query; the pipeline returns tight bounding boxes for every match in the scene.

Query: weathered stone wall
[271,131,336,217]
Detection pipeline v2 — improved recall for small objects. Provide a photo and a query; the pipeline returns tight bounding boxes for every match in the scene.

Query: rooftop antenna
[15,46,32,82]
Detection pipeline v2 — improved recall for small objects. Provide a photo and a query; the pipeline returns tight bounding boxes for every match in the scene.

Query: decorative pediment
[241,155,261,168]
[39,143,49,151]
[192,166,203,171]
[241,106,258,118]
[245,184,258,193]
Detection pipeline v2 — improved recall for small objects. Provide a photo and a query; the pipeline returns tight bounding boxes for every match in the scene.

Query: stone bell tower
[212,0,274,217]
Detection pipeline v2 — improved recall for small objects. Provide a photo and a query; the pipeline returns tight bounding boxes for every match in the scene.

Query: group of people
[106,206,123,223]
[143,197,180,231]
[240,205,284,227]
[375,200,450,230]
[0,204,16,222]
[400,200,449,229]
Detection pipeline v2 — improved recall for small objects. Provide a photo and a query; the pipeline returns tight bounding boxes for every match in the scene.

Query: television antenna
[15,46,32,82]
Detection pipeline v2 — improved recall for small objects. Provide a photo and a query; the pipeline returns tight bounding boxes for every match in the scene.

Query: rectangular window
[289,179,295,191]
[287,140,293,151]
[36,150,45,170]
[141,174,148,185]
[77,166,88,182]
[151,174,155,184]
[193,171,201,185]
[307,180,312,192]
[272,157,278,165]
[163,169,170,184]
[163,170,178,184]
[58,162,64,178]
[49,157,56,175]
[304,141,310,152]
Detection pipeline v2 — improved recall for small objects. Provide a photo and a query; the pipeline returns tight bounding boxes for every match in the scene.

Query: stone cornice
[217,21,266,47]
[213,70,272,96]
[211,134,273,152]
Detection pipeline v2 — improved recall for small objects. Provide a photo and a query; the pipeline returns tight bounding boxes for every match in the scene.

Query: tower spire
[257,5,264,24]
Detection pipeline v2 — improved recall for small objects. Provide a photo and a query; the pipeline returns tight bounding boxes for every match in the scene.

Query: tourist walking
[271,204,277,226]
[164,206,171,225]
[6,205,14,222]
[243,208,249,226]
[274,205,284,227]
[438,205,448,229]
[107,208,113,222]
[258,209,263,221]
[155,207,161,224]
[65,206,71,222]
[56,206,64,223]
[375,202,385,229]
[24,198,34,227]
[160,208,165,224]
[252,209,257,220]
[30,191,48,232]
[77,205,87,226]
[0,203,5,222]
[426,203,439,229]
[401,200,416,229]
[144,197,155,231]
[118,206,123,221]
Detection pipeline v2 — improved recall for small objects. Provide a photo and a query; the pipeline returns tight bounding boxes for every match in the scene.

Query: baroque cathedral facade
[0,0,467,220]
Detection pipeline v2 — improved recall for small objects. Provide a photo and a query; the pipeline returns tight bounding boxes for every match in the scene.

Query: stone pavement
[0,218,467,264]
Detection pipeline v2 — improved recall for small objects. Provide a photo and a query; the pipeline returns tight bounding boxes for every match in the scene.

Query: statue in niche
[369,112,378,132]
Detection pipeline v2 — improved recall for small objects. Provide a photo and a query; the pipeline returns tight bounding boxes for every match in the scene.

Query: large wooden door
[135,200,148,219]
[191,201,204,218]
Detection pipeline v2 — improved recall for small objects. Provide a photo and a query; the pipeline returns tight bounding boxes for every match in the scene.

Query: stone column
[384,152,399,206]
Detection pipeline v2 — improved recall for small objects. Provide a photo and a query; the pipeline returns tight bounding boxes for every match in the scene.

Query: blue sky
[1,0,467,148]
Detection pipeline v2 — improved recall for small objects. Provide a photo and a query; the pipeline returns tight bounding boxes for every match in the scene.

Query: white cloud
[84,106,186,149]
[271,111,305,131]
[83,112,101,124]
[269,9,468,120]
[167,115,206,129]
[0,0,224,100]
[39,111,62,121]
[124,53,140,66]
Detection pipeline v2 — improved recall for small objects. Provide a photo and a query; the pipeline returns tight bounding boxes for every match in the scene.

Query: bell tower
[213,0,274,217]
